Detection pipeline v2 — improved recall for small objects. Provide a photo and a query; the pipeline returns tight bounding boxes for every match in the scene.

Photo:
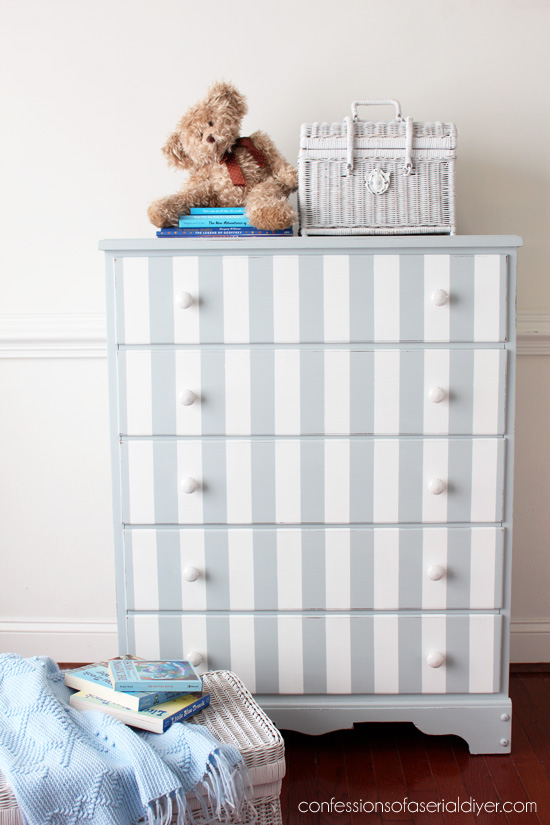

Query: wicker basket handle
[351,99,403,122]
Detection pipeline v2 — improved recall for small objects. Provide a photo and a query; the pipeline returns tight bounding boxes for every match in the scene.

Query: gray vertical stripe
[400,351,424,434]
[254,615,279,692]
[204,531,230,610]
[496,439,506,521]
[350,530,374,609]
[124,531,135,610]
[494,530,505,609]
[253,531,278,611]
[446,529,471,610]
[299,256,324,342]
[151,351,176,435]
[449,350,474,434]
[498,352,507,435]
[399,529,424,608]
[350,440,374,523]
[499,255,508,341]
[202,442,227,524]
[302,617,327,693]
[350,616,375,693]
[121,446,130,524]
[118,353,128,435]
[301,441,324,523]
[399,616,422,693]
[205,614,231,672]
[349,255,374,342]
[158,615,183,660]
[399,440,424,522]
[447,440,473,523]
[198,256,224,343]
[201,350,226,434]
[446,617,470,693]
[350,351,375,434]
[148,257,174,344]
[493,617,502,691]
[250,350,275,435]
[156,529,182,611]
[300,350,324,434]
[399,256,424,342]
[249,256,274,343]
[302,530,326,609]
[153,442,178,523]
[116,257,127,343]
[251,441,276,523]
[450,255,475,342]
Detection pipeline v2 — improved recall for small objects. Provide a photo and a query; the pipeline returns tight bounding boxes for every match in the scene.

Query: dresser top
[99,235,523,253]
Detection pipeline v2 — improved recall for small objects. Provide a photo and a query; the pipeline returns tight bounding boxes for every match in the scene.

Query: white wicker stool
[0,670,285,825]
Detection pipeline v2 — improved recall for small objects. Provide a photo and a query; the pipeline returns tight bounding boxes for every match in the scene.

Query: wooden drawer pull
[182,565,201,582]
[180,476,199,494]
[428,386,447,404]
[179,389,197,407]
[427,651,446,668]
[426,563,446,581]
[427,477,447,495]
[185,650,203,667]
[175,290,194,310]
[431,288,449,307]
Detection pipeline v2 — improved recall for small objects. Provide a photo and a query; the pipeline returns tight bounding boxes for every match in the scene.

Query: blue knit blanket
[0,655,249,825]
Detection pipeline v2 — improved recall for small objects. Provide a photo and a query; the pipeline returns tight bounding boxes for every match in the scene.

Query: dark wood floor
[279,672,550,824]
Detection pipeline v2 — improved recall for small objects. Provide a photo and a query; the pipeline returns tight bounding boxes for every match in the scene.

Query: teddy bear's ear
[161,131,191,169]
[207,81,248,120]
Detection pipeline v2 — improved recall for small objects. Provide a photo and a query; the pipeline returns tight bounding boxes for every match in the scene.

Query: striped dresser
[100,235,522,754]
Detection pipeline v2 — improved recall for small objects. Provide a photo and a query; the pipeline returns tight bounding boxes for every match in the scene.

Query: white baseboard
[509,619,550,663]
[0,619,118,662]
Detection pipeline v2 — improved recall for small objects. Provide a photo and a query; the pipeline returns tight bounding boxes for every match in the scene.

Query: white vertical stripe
[374,529,399,609]
[471,439,499,522]
[423,350,450,435]
[226,441,252,524]
[422,615,447,693]
[180,614,208,674]
[422,528,448,610]
[422,440,449,523]
[373,440,400,522]
[424,255,450,342]
[225,350,251,435]
[176,441,203,524]
[324,350,350,434]
[374,350,400,434]
[474,255,501,342]
[278,616,304,693]
[373,615,399,693]
[473,350,501,435]
[123,257,150,344]
[130,530,158,610]
[229,615,256,692]
[277,530,302,609]
[323,255,350,342]
[133,615,160,659]
[127,442,155,523]
[324,440,350,523]
[172,256,200,344]
[373,256,400,341]
[124,351,152,435]
[228,530,255,610]
[179,530,206,611]
[275,441,301,523]
[274,350,301,435]
[223,256,249,343]
[470,528,497,609]
[325,530,350,610]
[326,616,352,693]
[469,615,496,693]
[175,350,202,437]
[273,255,300,343]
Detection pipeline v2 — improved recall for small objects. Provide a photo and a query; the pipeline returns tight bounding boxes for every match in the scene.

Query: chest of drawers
[100,235,521,754]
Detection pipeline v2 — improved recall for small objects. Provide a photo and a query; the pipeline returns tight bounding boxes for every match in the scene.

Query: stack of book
[156,207,294,238]
[65,658,209,733]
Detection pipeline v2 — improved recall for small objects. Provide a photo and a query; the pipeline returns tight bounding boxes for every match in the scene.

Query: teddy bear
[147,81,298,231]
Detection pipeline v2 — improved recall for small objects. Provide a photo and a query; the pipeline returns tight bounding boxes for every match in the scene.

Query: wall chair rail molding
[0,313,107,358]
[517,310,550,355]
[0,619,118,662]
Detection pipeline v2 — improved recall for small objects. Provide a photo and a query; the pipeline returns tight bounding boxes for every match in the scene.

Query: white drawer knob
[181,476,199,494]
[427,477,446,495]
[426,563,446,581]
[179,389,197,407]
[175,291,194,310]
[428,386,447,404]
[427,651,446,669]
[185,650,203,668]
[431,288,449,307]
[182,565,200,582]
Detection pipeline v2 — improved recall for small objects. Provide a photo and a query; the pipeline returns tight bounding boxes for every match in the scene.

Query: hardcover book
[189,207,246,215]
[69,691,210,733]
[178,217,251,227]
[64,663,185,712]
[108,659,203,693]
[157,227,293,237]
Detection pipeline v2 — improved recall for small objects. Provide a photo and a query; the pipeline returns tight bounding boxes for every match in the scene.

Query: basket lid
[300,120,456,150]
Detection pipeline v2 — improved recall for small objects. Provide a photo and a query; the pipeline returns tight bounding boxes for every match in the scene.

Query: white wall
[1,0,549,661]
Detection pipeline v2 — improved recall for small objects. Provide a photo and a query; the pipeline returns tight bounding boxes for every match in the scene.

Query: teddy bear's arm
[249,130,298,193]
[147,176,217,228]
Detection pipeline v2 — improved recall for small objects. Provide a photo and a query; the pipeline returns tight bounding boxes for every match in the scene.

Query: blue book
[108,659,203,693]
[179,216,251,228]
[157,227,293,237]
[64,663,185,711]
[190,207,246,215]
[69,691,210,733]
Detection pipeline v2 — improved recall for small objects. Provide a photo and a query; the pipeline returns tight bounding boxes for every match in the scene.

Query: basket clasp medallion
[366,169,390,195]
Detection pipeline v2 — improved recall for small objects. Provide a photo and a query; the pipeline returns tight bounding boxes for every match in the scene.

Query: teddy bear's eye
[208,121,213,127]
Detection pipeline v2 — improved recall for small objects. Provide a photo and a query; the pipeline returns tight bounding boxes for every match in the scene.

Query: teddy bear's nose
[206,135,216,144]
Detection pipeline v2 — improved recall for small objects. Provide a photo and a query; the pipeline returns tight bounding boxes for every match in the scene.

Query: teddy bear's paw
[247,201,296,231]
[147,200,180,228]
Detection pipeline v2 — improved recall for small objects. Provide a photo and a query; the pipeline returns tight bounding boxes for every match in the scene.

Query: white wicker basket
[298,98,456,235]
[0,671,285,825]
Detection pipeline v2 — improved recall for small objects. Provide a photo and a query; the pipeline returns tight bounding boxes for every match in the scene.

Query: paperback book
[157,227,293,237]
[108,659,203,693]
[190,207,245,215]
[69,691,210,733]
[64,663,185,712]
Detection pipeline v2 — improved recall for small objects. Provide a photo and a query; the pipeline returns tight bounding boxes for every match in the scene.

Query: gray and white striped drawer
[116,253,507,345]
[120,438,504,525]
[124,526,504,612]
[127,612,502,696]
[118,348,506,437]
